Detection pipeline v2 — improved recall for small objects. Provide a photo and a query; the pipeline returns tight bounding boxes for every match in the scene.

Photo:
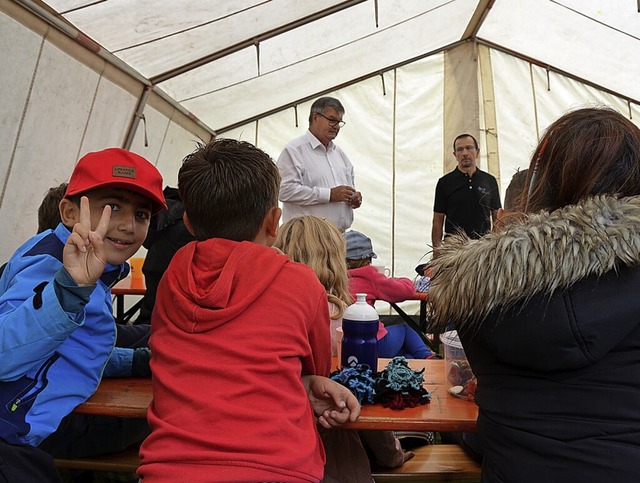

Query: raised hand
[63,196,111,286]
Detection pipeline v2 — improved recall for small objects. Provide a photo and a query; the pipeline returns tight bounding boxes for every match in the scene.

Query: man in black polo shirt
[431,133,501,258]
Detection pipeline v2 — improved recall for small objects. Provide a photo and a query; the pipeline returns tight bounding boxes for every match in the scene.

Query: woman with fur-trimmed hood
[428,107,640,482]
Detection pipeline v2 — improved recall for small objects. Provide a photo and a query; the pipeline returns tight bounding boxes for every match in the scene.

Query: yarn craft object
[329,364,377,405]
[376,356,431,410]
[330,357,431,410]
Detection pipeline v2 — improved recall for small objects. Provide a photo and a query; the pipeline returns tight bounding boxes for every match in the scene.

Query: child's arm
[302,375,361,428]
[0,197,111,379]
[102,347,151,377]
[371,271,417,304]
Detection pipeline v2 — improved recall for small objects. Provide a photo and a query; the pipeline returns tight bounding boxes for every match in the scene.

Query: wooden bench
[53,444,140,473]
[53,443,481,481]
[372,444,482,482]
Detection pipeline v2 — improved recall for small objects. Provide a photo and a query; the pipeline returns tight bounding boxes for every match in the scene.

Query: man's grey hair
[309,97,345,124]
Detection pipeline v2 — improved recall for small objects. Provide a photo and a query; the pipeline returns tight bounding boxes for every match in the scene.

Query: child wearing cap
[345,230,433,359]
[0,148,166,466]
[138,139,360,483]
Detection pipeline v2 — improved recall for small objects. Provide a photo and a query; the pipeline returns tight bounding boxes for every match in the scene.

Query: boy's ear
[265,207,282,239]
[182,212,195,236]
[255,206,281,246]
[59,198,79,227]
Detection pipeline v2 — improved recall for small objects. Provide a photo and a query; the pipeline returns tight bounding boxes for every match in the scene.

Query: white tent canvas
[2,0,639,315]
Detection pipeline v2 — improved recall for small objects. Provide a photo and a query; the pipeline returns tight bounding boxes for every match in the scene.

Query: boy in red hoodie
[138,139,360,483]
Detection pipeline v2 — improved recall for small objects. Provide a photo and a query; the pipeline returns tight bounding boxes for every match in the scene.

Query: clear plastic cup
[440,330,477,401]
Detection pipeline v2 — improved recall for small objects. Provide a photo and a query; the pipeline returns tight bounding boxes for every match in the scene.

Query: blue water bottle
[341,293,379,370]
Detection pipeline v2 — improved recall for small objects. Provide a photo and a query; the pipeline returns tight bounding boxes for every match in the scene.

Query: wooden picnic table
[75,358,478,432]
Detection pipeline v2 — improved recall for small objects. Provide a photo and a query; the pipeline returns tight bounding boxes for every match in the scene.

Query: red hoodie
[138,239,332,483]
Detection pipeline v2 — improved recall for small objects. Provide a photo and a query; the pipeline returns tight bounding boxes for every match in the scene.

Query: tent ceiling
[36,0,640,133]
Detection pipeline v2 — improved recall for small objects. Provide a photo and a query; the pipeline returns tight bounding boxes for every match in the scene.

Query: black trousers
[39,413,150,459]
[0,438,61,483]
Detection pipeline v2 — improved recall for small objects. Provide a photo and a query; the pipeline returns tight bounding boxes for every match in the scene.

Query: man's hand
[348,190,362,209]
[302,375,361,429]
[330,185,356,203]
[63,196,111,286]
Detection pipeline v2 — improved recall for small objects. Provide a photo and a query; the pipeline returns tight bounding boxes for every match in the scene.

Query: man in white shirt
[277,97,362,231]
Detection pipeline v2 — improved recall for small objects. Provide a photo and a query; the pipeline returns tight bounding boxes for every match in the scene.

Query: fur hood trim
[428,195,640,330]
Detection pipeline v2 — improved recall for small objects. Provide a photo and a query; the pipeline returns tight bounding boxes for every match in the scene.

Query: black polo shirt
[433,167,501,238]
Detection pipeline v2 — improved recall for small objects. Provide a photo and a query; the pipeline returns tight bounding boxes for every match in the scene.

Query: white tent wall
[128,91,213,188]
[2,0,640,321]
[222,54,446,316]
[0,3,141,262]
[221,43,640,317]
[490,48,640,197]
[0,2,213,263]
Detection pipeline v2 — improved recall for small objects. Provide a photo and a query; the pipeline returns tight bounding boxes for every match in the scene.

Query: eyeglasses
[317,113,346,128]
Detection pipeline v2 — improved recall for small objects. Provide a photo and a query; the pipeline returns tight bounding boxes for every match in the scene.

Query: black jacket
[428,195,640,482]
[136,187,194,325]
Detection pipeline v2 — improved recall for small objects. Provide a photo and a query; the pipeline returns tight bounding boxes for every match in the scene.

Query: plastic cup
[373,265,391,276]
[440,330,477,401]
[129,257,145,279]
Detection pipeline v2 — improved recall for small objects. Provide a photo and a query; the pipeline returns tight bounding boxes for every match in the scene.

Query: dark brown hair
[452,133,479,151]
[178,138,280,241]
[346,258,370,269]
[523,107,640,214]
[503,169,528,212]
[38,182,68,233]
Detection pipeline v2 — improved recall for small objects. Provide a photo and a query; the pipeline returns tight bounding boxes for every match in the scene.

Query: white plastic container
[440,330,477,401]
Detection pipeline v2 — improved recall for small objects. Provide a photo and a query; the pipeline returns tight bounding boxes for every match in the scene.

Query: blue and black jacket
[0,223,132,446]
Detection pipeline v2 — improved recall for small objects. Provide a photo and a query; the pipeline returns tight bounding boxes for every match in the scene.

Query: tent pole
[123,87,152,150]
[12,0,150,87]
[12,0,216,139]
[476,39,640,107]
[149,0,367,85]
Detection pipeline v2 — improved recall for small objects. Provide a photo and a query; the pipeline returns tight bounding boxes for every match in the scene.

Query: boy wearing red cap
[0,148,166,473]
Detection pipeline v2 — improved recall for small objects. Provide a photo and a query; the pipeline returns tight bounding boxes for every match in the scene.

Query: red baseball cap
[65,148,167,214]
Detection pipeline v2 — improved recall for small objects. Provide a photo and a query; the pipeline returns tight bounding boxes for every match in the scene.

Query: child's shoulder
[11,229,66,267]
[1,231,66,291]
[348,265,379,276]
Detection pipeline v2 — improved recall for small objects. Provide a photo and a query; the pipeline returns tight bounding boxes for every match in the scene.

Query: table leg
[388,302,435,350]
[420,300,440,353]
[115,295,124,324]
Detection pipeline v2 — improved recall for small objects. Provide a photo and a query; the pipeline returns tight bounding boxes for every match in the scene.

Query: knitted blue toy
[330,357,431,409]
[329,364,376,405]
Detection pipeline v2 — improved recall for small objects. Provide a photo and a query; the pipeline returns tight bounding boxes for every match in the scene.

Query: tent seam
[0,23,46,210]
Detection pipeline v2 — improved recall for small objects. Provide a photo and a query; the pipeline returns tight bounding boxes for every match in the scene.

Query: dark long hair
[522,107,640,214]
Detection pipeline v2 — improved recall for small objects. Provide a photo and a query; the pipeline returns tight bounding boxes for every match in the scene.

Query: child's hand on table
[302,375,361,428]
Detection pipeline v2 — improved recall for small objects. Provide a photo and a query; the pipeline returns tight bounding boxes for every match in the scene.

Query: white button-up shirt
[277,130,355,231]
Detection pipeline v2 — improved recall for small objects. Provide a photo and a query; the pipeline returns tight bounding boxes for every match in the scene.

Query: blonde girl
[275,215,412,478]
[274,215,352,355]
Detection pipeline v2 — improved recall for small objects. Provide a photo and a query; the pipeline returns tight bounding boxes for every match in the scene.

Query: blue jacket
[0,223,132,446]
